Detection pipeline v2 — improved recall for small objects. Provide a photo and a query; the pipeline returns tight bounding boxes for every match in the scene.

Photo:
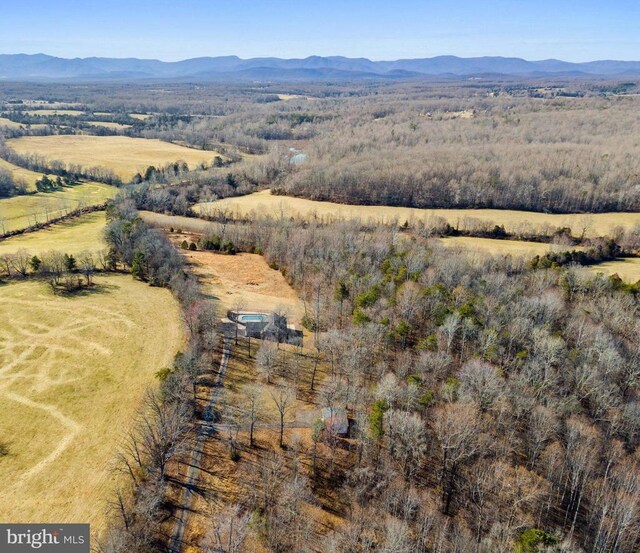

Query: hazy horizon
[1,0,638,63]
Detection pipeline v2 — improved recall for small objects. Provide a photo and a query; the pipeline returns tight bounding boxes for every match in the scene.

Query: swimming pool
[238,314,268,323]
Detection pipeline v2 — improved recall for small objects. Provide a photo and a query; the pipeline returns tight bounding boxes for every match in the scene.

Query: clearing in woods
[7,135,223,181]
[195,189,640,238]
[0,211,107,256]
[176,231,305,326]
[0,275,184,535]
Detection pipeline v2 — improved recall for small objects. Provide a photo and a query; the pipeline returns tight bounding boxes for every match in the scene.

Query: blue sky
[1,0,638,61]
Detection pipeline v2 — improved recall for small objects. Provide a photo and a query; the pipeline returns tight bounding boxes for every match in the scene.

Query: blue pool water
[238,314,267,323]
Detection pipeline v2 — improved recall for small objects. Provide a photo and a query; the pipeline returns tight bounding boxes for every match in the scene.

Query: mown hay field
[0,275,184,535]
[195,189,640,238]
[8,135,222,181]
[0,211,107,256]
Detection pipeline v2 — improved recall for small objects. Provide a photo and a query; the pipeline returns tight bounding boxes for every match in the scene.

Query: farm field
[140,210,212,233]
[0,117,48,130]
[7,135,221,181]
[0,157,43,187]
[0,274,184,535]
[129,113,152,120]
[0,179,115,233]
[195,189,640,237]
[588,257,640,283]
[438,236,579,257]
[85,121,131,130]
[0,211,106,256]
[22,108,85,116]
[0,116,23,128]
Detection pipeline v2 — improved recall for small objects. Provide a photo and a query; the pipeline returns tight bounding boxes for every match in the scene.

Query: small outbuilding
[321,407,349,437]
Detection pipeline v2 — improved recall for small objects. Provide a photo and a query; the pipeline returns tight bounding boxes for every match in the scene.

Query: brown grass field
[0,117,24,129]
[22,109,85,116]
[195,189,640,238]
[0,117,48,130]
[0,157,43,187]
[438,236,580,257]
[0,211,107,256]
[85,121,131,130]
[588,258,640,283]
[0,275,184,535]
[172,231,305,327]
[8,136,222,181]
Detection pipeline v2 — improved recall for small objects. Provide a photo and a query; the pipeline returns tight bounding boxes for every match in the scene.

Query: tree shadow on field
[54,280,119,299]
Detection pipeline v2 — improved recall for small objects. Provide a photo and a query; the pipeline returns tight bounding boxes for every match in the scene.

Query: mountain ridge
[1,53,640,81]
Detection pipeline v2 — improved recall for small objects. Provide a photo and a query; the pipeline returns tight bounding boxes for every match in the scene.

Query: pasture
[0,117,48,130]
[0,163,115,233]
[8,135,222,181]
[0,117,23,129]
[22,109,85,116]
[588,258,640,283]
[438,236,579,257]
[85,121,131,130]
[0,275,184,534]
[0,211,106,256]
[0,157,43,188]
[195,189,640,238]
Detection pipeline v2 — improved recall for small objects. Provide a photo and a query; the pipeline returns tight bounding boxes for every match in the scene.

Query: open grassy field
[0,117,23,129]
[8,135,222,181]
[0,274,184,534]
[22,109,85,116]
[0,157,43,188]
[195,190,640,238]
[129,113,152,120]
[85,121,131,130]
[177,235,305,325]
[139,211,305,326]
[0,211,106,256]
[588,258,640,283]
[438,236,579,257]
[0,117,48,130]
[0,185,114,234]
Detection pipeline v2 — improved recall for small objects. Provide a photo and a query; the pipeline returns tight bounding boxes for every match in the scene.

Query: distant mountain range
[1,53,640,81]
